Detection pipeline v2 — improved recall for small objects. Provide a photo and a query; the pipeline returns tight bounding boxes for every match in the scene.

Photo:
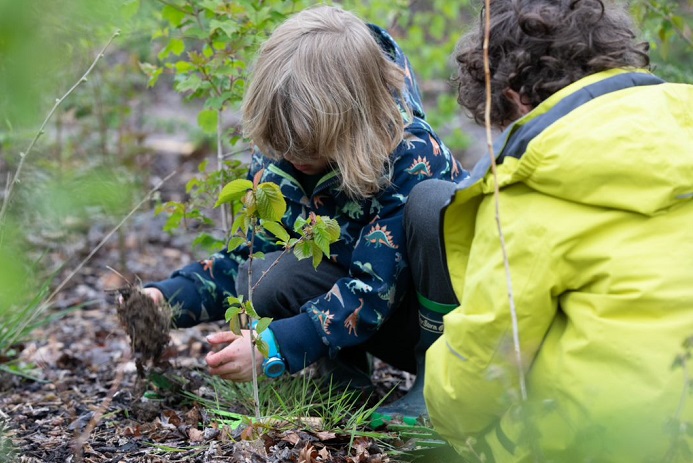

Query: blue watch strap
[251,321,286,378]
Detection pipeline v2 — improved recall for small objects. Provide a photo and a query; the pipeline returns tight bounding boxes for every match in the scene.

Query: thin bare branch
[0,30,121,224]
[251,244,299,293]
[246,222,262,420]
[482,0,527,401]
[218,109,229,231]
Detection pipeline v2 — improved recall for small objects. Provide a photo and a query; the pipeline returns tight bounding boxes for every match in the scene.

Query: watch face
[265,358,286,378]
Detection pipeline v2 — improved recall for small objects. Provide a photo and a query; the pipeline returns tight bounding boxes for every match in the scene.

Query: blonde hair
[242,5,407,199]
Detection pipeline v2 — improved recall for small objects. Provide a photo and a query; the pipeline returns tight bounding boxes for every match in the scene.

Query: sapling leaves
[216,178,253,206]
[261,220,290,243]
[255,182,286,222]
[227,235,246,252]
[230,213,250,237]
[292,213,340,268]
[244,300,258,319]
[224,306,243,336]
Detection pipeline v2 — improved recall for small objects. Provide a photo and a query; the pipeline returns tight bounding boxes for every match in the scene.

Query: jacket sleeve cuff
[270,313,328,374]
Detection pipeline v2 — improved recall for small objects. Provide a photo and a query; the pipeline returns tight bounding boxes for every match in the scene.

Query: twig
[246,222,262,420]
[482,0,527,402]
[5,171,177,349]
[217,109,229,231]
[251,244,297,293]
[483,2,538,460]
[222,147,249,160]
[72,349,130,461]
[0,30,121,225]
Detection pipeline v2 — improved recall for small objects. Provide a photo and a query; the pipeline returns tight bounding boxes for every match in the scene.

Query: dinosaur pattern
[405,155,433,179]
[325,284,344,307]
[145,24,468,371]
[346,280,373,294]
[341,201,364,219]
[363,224,399,249]
[307,304,334,335]
[344,298,364,336]
[354,261,383,282]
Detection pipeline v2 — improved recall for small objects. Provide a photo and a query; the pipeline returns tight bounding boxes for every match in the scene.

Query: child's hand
[205,330,263,382]
[116,287,164,305]
[142,287,164,304]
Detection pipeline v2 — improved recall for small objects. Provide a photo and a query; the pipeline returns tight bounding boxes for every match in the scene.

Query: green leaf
[293,240,312,261]
[253,251,265,260]
[227,236,246,252]
[174,60,195,73]
[322,217,342,244]
[255,317,272,335]
[207,92,234,111]
[216,179,253,206]
[197,109,218,134]
[174,74,203,93]
[671,15,684,31]
[122,0,141,20]
[167,37,186,58]
[245,300,258,319]
[210,18,240,38]
[230,213,249,235]
[229,315,242,335]
[261,220,290,242]
[256,339,269,358]
[293,216,308,233]
[225,305,241,323]
[192,233,225,253]
[162,4,187,28]
[312,228,332,257]
[138,62,163,87]
[255,182,286,221]
[311,242,323,269]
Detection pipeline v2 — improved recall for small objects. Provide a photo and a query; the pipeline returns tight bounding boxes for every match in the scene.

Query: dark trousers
[236,251,419,373]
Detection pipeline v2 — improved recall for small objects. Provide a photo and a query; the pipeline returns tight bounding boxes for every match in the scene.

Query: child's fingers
[206,331,240,345]
[207,360,242,377]
[205,347,232,368]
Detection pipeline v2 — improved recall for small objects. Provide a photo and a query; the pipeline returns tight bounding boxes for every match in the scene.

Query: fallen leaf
[319,447,331,460]
[299,444,317,463]
[282,432,301,445]
[188,427,205,443]
[316,431,336,441]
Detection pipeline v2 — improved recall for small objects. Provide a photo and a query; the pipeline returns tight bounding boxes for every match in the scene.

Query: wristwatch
[251,321,286,378]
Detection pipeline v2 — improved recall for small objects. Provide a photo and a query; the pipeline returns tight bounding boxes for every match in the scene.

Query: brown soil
[114,285,172,378]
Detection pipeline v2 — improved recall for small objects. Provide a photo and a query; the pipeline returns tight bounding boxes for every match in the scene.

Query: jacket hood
[459,69,693,216]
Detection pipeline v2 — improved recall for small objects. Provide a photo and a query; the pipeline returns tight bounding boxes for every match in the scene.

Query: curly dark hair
[454,0,650,127]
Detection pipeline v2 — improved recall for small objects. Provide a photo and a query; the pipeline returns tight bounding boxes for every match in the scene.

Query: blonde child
[144,5,465,424]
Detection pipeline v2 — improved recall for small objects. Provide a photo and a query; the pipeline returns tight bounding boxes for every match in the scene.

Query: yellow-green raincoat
[425,69,693,462]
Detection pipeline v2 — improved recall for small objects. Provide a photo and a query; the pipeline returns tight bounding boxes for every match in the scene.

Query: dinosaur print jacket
[147,25,466,373]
